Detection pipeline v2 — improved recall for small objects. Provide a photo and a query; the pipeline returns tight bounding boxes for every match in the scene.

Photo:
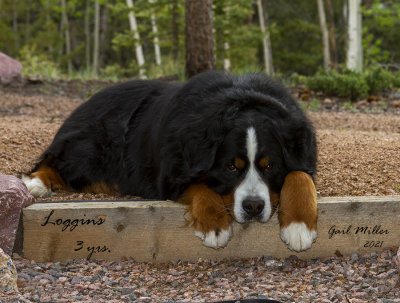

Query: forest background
[0,0,399,99]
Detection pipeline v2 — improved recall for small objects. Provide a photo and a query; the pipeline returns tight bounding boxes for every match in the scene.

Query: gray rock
[351,252,359,262]
[0,248,18,293]
[121,286,136,295]
[71,276,81,285]
[395,246,400,270]
[0,52,23,86]
[0,174,35,255]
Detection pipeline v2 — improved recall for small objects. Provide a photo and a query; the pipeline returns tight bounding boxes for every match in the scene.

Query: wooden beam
[23,196,400,262]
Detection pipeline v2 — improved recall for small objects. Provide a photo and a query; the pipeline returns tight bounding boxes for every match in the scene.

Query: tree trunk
[13,1,18,50]
[12,2,18,32]
[99,4,108,68]
[170,0,180,61]
[185,0,215,78]
[223,7,231,72]
[214,0,224,70]
[93,0,100,76]
[346,0,362,72]
[317,0,331,70]
[26,0,31,43]
[126,0,146,79]
[85,0,91,70]
[257,0,274,75]
[325,0,338,69]
[343,0,348,24]
[61,0,72,75]
[149,0,161,65]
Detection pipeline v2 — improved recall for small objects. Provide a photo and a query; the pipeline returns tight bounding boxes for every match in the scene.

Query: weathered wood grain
[23,196,400,262]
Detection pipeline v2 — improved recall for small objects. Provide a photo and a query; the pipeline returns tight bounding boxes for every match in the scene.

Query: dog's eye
[263,163,274,171]
[227,164,238,172]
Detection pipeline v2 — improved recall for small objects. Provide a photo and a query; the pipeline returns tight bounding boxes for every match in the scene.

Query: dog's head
[159,72,316,223]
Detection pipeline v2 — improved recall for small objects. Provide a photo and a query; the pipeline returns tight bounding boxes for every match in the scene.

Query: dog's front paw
[280,222,317,252]
[179,183,234,249]
[195,225,232,249]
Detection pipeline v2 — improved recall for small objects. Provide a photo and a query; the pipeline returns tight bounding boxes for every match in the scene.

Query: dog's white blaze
[234,127,271,223]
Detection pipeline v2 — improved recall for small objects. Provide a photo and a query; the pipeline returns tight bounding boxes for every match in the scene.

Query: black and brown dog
[23,71,318,251]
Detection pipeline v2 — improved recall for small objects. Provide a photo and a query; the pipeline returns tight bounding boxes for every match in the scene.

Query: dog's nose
[242,198,264,217]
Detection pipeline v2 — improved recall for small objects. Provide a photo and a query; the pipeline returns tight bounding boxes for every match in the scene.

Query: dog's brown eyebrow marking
[259,156,270,168]
[234,157,246,170]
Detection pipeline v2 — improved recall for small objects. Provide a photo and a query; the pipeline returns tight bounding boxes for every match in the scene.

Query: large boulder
[0,175,35,255]
[0,52,23,86]
[0,248,18,293]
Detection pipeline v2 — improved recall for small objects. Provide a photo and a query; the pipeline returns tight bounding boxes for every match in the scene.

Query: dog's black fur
[33,71,316,200]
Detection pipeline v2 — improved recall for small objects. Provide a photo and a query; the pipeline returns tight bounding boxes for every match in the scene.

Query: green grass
[231,63,264,76]
[343,100,359,112]
[146,58,186,81]
[300,98,320,112]
[309,98,321,111]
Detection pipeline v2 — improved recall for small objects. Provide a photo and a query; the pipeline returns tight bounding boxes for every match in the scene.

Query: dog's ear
[273,117,317,175]
[157,116,225,200]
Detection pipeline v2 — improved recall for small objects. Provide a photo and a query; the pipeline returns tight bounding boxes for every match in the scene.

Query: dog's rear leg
[278,171,318,251]
[22,165,66,198]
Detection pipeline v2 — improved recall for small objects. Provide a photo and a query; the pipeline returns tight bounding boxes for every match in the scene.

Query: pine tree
[185,0,215,78]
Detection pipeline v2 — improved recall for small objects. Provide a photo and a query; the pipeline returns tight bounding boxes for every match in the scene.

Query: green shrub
[365,66,395,94]
[306,69,369,100]
[394,73,400,88]
[306,69,337,95]
[18,44,61,80]
[334,70,369,100]
[146,57,186,81]
[100,64,126,80]
[286,72,308,87]
[305,67,399,100]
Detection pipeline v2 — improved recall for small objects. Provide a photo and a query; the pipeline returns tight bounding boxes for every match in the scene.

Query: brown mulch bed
[1,84,400,302]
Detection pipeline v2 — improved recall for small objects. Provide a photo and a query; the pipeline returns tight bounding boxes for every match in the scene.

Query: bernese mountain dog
[23,71,318,251]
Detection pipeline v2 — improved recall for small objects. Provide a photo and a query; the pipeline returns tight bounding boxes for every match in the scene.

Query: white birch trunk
[257,0,274,75]
[346,0,363,72]
[61,0,72,75]
[126,0,146,79]
[149,0,161,66]
[93,0,100,76]
[317,0,331,70]
[223,41,231,71]
[223,6,231,71]
[85,0,91,70]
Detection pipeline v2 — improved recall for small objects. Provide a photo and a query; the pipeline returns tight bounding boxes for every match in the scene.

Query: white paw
[22,176,52,198]
[195,225,233,249]
[280,222,317,252]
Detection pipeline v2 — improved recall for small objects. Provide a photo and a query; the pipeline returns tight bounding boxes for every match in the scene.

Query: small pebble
[71,277,81,285]
[351,253,359,262]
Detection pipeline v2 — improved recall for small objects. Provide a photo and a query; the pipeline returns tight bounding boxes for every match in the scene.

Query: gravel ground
[1,86,400,302]
[2,249,399,303]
